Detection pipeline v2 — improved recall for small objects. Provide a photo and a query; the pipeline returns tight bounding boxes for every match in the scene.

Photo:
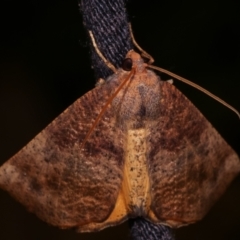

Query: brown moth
[0,50,239,232]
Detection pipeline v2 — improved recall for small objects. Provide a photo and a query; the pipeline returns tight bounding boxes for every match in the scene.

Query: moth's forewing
[0,71,128,231]
[147,81,240,227]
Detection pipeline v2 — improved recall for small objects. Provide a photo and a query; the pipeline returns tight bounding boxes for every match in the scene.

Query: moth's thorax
[111,68,162,127]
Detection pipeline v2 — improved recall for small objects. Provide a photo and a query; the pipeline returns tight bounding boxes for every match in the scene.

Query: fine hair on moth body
[128,22,239,119]
[88,24,240,140]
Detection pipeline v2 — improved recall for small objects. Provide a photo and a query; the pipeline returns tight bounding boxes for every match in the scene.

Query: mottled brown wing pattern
[148,81,240,227]
[0,50,239,232]
[0,70,128,230]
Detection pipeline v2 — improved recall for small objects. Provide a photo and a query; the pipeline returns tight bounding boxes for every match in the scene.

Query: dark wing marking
[0,75,125,230]
[148,81,240,227]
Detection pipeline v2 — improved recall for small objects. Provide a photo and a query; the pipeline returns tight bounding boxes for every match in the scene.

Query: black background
[0,0,240,239]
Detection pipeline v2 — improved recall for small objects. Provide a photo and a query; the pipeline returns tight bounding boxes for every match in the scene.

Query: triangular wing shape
[1,50,239,231]
[0,76,127,231]
[148,81,240,227]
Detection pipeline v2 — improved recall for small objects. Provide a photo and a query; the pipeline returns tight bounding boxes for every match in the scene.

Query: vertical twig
[80,0,132,79]
[80,0,175,239]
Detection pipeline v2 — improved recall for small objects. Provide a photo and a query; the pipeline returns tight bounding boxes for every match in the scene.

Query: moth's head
[122,50,146,72]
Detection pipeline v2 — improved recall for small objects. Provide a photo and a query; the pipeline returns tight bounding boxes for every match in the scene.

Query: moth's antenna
[80,68,135,149]
[82,31,134,149]
[148,64,240,119]
[129,23,154,64]
[89,31,117,73]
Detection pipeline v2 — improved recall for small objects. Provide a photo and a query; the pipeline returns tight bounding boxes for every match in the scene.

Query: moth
[0,41,239,232]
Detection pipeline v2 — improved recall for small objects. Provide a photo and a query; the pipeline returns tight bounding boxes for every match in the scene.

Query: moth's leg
[166,79,174,84]
[89,31,117,73]
[129,23,154,64]
[95,78,106,87]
